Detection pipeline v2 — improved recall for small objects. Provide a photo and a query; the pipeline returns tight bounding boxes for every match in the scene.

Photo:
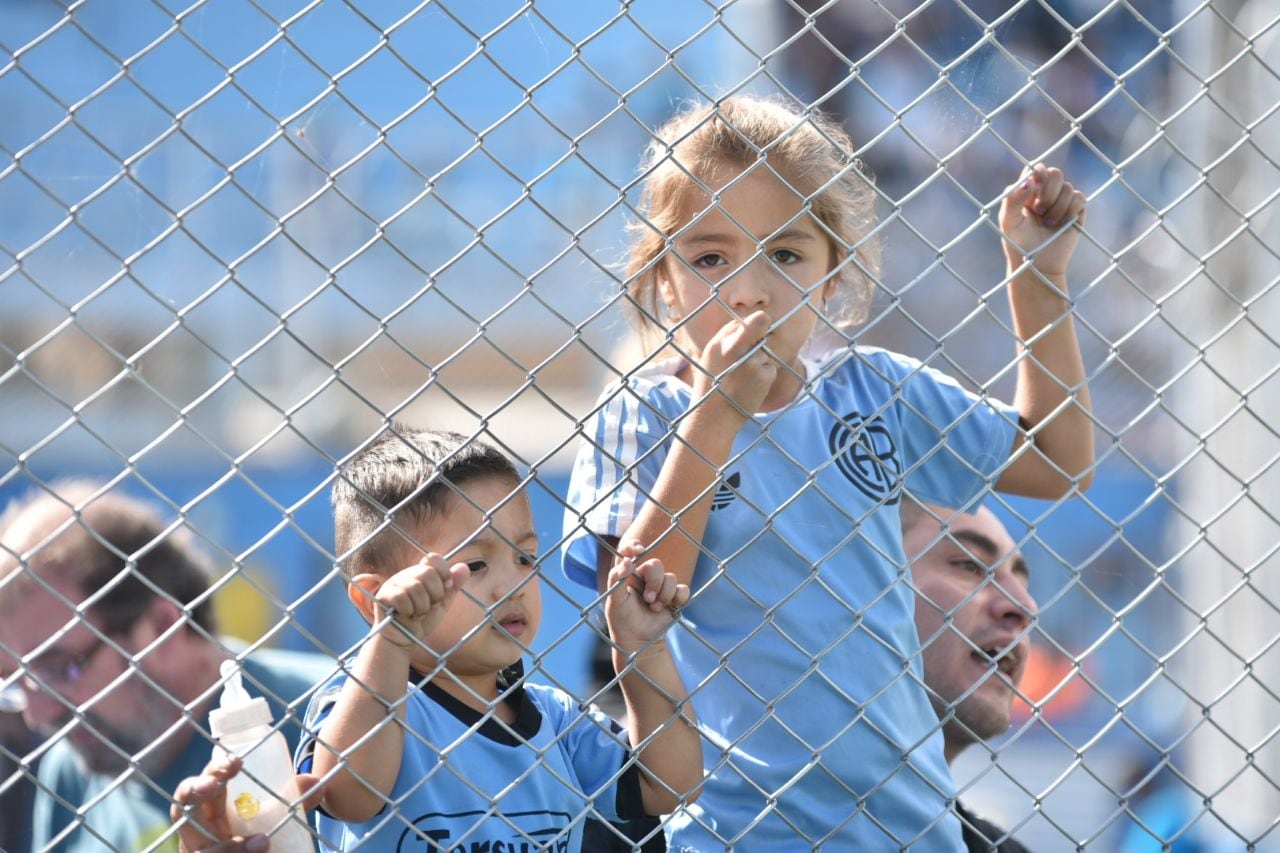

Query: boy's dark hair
[333,425,520,577]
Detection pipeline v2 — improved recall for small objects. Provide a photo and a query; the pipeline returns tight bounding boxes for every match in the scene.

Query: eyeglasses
[24,635,111,689]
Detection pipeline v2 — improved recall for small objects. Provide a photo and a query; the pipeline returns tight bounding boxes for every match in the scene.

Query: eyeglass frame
[22,633,114,690]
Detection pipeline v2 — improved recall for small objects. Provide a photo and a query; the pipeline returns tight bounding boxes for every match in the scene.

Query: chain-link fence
[2,0,1278,849]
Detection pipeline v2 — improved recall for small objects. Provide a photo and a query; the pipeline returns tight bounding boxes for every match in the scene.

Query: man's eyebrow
[951,530,1029,579]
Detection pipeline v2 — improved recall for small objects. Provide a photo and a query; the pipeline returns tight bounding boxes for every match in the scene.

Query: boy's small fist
[604,541,690,650]
[375,555,468,649]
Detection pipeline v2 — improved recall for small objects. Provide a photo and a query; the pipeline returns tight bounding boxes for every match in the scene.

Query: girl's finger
[1033,168,1063,215]
[1005,172,1037,209]
[1042,183,1075,227]
[1068,191,1086,226]
[727,311,770,354]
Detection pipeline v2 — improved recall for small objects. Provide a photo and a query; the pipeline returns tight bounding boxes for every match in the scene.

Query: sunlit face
[404,477,541,687]
[0,573,173,776]
[657,165,836,376]
[905,505,1035,759]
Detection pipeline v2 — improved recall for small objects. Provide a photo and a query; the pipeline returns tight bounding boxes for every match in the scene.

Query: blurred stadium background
[3,0,1280,848]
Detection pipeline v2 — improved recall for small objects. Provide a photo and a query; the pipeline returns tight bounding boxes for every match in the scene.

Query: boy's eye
[466,561,487,573]
[517,552,536,569]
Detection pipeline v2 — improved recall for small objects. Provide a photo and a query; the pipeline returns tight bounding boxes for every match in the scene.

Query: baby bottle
[208,660,315,851]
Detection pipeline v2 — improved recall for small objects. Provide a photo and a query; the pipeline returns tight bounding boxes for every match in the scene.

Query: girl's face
[411,477,541,685]
[657,165,836,373]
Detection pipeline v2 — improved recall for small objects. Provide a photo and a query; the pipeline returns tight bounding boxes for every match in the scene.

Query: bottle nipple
[219,659,250,708]
[209,659,271,738]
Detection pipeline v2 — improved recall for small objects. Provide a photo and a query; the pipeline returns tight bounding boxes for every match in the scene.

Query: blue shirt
[562,348,1018,851]
[297,672,646,851]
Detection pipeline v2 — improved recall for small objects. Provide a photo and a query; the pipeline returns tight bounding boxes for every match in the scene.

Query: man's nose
[992,571,1036,628]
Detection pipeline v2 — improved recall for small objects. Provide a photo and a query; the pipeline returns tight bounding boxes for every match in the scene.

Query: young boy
[296,426,700,850]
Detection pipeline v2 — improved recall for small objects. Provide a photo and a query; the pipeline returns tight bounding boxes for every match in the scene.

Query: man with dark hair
[0,481,331,852]
[902,500,1036,853]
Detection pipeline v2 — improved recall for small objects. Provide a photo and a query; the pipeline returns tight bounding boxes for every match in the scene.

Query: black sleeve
[614,750,649,821]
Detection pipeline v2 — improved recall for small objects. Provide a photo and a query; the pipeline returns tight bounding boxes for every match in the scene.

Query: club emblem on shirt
[828,413,901,503]
[711,471,741,511]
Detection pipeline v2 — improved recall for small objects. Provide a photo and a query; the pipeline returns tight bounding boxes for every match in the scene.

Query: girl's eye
[466,561,487,573]
[693,253,726,268]
[771,249,800,264]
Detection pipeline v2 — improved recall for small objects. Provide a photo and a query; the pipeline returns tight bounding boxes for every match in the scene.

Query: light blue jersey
[297,672,645,851]
[562,348,1018,851]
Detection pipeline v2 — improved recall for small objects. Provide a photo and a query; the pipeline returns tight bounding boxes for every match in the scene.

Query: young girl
[561,96,1092,850]
[294,427,701,850]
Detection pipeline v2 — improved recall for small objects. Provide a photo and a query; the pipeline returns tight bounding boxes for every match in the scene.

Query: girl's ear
[347,573,383,624]
[821,248,846,303]
[655,264,680,321]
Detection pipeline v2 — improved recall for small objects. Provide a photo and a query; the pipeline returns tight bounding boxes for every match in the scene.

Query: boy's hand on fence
[692,311,774,421]
[605,541,691,652]
[1000,163,1086,280]
[170,754,321,852]
[374,555,469,650]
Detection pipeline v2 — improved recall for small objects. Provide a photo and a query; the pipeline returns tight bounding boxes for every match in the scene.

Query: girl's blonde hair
[624,95,882,353]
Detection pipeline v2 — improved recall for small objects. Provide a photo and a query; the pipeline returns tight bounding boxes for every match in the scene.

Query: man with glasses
[0,482,331,852]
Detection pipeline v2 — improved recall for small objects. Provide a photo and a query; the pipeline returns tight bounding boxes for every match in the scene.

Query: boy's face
[409,477,541,679]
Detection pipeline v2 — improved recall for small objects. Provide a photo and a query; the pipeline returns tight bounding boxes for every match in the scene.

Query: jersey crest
[827,413,901,504]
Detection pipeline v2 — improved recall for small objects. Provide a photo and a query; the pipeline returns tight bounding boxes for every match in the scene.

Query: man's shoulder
[34,738,90,790]
[33,743,160,851]
[240,646,333,698]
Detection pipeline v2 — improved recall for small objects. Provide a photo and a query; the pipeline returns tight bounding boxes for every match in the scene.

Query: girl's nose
[722,259,770,313]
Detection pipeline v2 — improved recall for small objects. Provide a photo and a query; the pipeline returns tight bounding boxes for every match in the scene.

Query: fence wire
[2,0,1279,850]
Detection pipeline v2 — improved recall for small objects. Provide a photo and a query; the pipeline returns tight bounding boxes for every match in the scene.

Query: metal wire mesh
[2,0,1278,849]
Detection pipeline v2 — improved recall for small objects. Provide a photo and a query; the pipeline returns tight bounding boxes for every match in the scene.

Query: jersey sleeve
[866,349,1019,509]
[30,742,85,851]
[532,685,648,823]
[293,673,346,775]
[560,378,682,590]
